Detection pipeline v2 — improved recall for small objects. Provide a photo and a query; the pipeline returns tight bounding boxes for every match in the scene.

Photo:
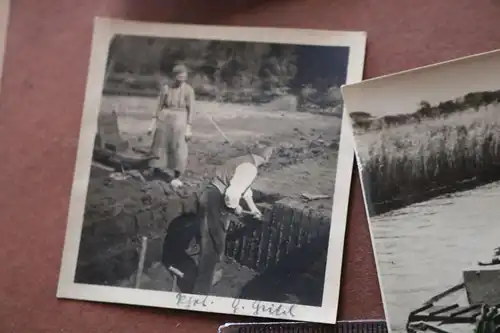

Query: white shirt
[224,162,258,209]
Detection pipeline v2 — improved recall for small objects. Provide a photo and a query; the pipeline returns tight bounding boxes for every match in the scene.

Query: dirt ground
[83,95,341,298]
[103,95,342,216]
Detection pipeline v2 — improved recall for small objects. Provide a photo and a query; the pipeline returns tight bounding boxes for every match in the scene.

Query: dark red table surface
[1,1,500,332]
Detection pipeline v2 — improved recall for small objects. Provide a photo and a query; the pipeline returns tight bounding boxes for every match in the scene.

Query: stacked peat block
[76,110,332,288]
[74,173,203,285]
[75,174,330,287]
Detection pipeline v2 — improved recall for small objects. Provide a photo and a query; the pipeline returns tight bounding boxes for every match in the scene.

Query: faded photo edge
[56,17,367,324]
[341,48,500,333]
[0,0,10,92]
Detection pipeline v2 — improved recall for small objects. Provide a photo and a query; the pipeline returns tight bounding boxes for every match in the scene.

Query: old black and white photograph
[342,49,500,333]
[56,18,366,323]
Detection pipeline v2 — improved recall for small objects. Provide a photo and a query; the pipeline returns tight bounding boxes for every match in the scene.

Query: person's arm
[224,162,258,209]
[242,187,261,216]
[186,85,195,126]
[148,83,168,133]
[155,84,168,119]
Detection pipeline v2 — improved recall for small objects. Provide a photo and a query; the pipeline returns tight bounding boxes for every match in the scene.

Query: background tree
[103,36,348,112]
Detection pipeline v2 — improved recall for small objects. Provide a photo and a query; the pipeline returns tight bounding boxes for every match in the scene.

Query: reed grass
[355,103,500,215]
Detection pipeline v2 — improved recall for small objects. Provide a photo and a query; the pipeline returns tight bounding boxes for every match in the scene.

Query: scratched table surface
[1,1,500,332]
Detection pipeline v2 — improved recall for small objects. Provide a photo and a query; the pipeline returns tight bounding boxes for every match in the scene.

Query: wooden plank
[296,209,310,248]
[407,322,452,333]
[422,283,465,305]
[225,222,236,259]
[410,312,477,324]
[418,305,458,317]
[267,204,282,266]
[409,303,433,317]
[233,238,242,263]
[451,308,482,321]
[241,219,258,267]
[238,233,249,264]
[248,225,260,269]
[273,206,285,265]
[265,205,279,269]
[299,209,312,247]
[408,304,480,324]
[278,206,294,260]
[429,304,459,315]
[449,304,482,317]
[286,207,300,254]
[93,148,154,171]
[92,160,116,172]
[256,208,272,272]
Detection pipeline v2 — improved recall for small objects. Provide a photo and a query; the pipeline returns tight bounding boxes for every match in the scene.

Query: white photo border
[0,0,10,91]
[341,48,500,332]
[57,17,367,324]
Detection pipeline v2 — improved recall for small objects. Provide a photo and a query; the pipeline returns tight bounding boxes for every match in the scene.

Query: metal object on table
[218,320,389,333]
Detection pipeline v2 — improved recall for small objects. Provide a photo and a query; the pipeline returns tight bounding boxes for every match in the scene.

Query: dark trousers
[192,184,229,295]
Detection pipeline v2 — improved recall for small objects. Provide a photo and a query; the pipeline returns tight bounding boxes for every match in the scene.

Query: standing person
[192,146,274,295]
[148,64,195,188]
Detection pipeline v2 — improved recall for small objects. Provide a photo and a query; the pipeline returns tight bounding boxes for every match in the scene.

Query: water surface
[371,181,500,333]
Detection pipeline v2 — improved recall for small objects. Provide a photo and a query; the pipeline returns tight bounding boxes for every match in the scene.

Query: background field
[103,95,342,214]
[104,35,347,113]
[353,94,500,216]
[98,34,349,215]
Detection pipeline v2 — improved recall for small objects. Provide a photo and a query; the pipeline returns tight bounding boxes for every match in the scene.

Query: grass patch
[355,103,500,215]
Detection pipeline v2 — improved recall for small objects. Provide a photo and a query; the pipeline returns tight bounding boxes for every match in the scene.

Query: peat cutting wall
[76,110,331,287]
[75,174,331,287]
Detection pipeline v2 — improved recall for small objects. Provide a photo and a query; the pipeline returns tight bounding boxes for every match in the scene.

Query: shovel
[168,266,185,292]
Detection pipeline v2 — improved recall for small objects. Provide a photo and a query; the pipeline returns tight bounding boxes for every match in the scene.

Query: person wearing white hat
[148,63,195,188]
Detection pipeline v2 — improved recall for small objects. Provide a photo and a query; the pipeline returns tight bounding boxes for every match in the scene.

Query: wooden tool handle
[168,266,185,278]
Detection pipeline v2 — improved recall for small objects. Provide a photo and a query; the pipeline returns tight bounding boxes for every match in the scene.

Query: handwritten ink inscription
[176,294,296,319]
[232,299,296,318]
[176,293,214,309]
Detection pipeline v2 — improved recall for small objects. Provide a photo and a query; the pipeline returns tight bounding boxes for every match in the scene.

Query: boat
[406,260,500,333]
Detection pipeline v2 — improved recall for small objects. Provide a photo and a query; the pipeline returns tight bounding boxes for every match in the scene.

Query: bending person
[192,146,274,295]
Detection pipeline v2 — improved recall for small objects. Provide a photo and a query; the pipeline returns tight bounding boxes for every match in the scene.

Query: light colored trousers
[149,109,188,175]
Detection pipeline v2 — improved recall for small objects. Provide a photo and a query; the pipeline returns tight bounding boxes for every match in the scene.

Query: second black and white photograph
[343,49,500,333]
[56,18,366,323]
